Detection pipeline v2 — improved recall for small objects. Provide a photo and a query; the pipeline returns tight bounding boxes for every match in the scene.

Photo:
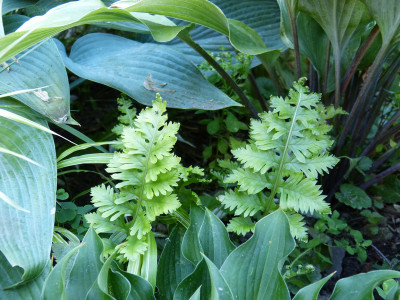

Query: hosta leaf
[0,251,49,300]
[157,225,194,300]
[41,243,84,300]
[0,99,56,283]
[114,0,271,55]
[174,260,210,300]
[361,0,400,49]
[0,0,188,64]
[56,33,239,110]
[202,255,234,300]
[220,210,295,300]
[293,273,333,300]
[330,270,400,300]
[1,15,71,123]
[182,206,205,265]
[65,227,104,299]
[2,0,37,14]
[199,209,235,268]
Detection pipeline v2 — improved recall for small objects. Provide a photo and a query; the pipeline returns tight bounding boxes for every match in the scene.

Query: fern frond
[284,155,339,178]
[227,216,255,236]
[278,174,330,214]
[129,208,152,240]
[220,189,265,217]
[85,212,127,234]
[225,168,270,194]
[284,211,308,242]
[231,144,278,174]
[223,78,338,240]
[86,95,188,264]
[120,235,148,262]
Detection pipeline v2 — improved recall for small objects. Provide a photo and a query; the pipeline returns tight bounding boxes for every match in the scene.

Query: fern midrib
[131,116,163,229]
[266,92,303,211]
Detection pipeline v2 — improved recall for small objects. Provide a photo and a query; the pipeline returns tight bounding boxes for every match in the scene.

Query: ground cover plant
[0,0,400,299]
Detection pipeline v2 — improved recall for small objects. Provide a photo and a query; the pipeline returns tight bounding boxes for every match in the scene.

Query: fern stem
[266,89,303,211]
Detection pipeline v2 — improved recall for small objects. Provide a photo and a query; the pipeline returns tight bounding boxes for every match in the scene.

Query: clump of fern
[220,78,343,240]
[86,94,194,267]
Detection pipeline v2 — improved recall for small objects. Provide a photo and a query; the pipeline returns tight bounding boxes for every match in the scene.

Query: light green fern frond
[284,211,308,242]
[220,189,265,217]
[221,78,339,240]
[278,174,330,214]
[86,94,187,264]
[227,216,255,236]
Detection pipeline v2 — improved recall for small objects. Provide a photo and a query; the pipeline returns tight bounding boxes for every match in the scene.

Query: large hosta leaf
[0,98,56,283]
[56,33,239,109]
[0,14,72,123]
[361,0,400,51]
[163,0,284,64]
[0,0,188,64]
[0,251,49,299]
[113,0,270,55]
[220,210,295,300]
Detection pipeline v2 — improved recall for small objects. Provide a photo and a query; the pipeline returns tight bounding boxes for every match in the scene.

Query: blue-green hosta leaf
[114,0,272,55]
[226,216,255,236]
[174,260,210,300]
[361,0,400,50]
[0,99,56,283]
[330,270,400,300]
[293,273,333,300]
[182,206,205,265]
[221,189,264,217]
[201,255,234,300]
[56,33,239,110]
[65,227,103,299]
[0,15,71,123]
[0,251,49,299]
[0,0,188,64]
[42,243,84,300]
[157,225,194,300]
[220,210,295,300]
[2,0,37,14]
[136,0,283,65]
[199,209,235,268]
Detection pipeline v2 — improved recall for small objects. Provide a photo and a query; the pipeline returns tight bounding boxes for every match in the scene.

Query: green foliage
[86,95,189,264]
[335,184,372,209]
[221,78,339,239]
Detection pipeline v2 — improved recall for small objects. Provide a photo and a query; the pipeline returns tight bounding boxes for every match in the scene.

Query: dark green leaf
[335,184,372,209]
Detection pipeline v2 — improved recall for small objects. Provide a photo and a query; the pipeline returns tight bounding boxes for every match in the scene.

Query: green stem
[289,248,312,269]
[178,31,259,119]
[285,0,301,79]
